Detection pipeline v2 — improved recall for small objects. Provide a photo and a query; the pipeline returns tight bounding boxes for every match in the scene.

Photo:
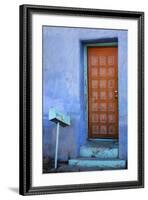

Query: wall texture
[43,26,127,161]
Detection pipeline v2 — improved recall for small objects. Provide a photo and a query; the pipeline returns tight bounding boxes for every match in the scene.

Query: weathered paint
[49,107,71,127]
[84,46,88,136]
[68,158,126,169]
[80,140,118,159]
[43,26,127,161]
[85,42,118,47]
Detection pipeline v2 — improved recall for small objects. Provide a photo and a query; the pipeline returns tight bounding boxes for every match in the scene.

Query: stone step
[80,140,118,159]
[68,158,126,170]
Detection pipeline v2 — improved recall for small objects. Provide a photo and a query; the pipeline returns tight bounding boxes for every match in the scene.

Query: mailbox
[48,107,71,169]
[49,107,71,127]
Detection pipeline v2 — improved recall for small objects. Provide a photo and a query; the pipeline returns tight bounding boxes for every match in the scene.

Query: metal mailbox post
[48,108,71,169]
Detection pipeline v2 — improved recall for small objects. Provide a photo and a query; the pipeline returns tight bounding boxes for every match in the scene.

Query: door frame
[84,41,118,139]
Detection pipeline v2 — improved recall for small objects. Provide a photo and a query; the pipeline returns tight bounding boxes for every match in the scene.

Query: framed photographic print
[19,4,144,195]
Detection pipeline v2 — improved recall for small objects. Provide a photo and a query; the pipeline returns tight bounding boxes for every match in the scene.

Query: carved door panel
[88,47,118,138]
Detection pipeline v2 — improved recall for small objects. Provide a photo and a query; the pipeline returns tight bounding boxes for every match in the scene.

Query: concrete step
[68,158,126,170]
[80,140,118,159]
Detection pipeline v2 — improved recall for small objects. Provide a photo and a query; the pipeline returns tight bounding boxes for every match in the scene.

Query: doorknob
[114,90,118,98]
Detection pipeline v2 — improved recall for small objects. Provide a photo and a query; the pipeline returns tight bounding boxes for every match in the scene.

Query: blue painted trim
[88,138,118,142]
[69,159,126,169]
[84,45,88,137]
[81,37,118,45]
[86,42,118,47]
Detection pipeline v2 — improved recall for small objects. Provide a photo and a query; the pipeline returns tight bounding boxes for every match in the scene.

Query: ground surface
[43,161,125,173]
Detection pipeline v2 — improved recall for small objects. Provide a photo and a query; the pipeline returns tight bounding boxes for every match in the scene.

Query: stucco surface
[69,158,126,169]
[43,26,127,161]
[80,140,118,159]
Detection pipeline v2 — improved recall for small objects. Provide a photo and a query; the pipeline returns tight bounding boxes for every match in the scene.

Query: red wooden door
[87,47,118,139]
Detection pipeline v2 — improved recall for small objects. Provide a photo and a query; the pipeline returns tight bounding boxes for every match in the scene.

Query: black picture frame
[19,4,144,196]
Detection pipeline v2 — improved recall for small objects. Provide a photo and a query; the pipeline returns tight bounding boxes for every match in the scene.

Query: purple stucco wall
[43,26,128,161]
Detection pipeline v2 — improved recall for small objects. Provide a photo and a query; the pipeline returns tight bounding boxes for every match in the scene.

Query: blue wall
[43,26,127,161]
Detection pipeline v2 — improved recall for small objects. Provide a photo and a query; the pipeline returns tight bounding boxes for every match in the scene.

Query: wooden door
[87,47,118,139]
